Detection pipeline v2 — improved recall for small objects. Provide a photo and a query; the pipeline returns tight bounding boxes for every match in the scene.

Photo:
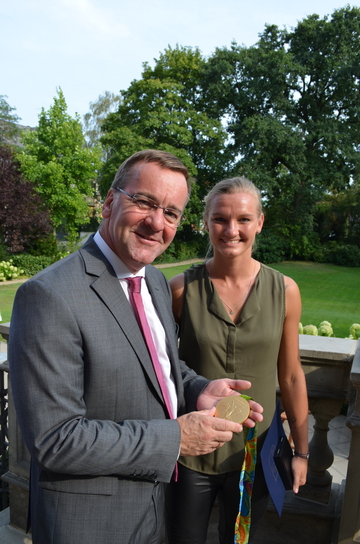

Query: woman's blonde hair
[203,176,263,220]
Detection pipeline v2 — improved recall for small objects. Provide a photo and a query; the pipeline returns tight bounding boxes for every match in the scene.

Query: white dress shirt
[93,231,177,417]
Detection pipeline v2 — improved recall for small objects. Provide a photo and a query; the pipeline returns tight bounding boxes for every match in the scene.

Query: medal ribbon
[234,394,258,544]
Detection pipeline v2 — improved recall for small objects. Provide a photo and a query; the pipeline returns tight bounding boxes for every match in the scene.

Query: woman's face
[204,191,264,259]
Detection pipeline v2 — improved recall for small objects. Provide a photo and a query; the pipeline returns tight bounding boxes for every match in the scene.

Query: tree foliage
[17,88,102,242]
[98,9,360,254]
[316,181,360,247]
[0,146,52,254]
[82,90,120,159]
[203,6,360,256]
[100,45,232,228]
[0,95,20,146]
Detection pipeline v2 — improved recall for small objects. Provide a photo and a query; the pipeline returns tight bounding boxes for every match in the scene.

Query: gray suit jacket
[9,236,208,543]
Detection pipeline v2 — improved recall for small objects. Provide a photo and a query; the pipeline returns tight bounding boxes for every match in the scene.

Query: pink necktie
[126,277,174,420]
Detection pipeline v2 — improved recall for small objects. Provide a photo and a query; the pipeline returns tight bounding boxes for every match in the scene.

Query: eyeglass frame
[114,187,185,227]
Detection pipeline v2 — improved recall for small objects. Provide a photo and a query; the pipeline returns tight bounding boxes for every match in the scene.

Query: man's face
[101,162,188,273]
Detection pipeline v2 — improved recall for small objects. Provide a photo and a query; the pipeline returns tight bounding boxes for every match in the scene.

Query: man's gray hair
[111,149,192,200]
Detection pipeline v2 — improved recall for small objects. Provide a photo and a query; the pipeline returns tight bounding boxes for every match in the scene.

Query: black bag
[274,434,294,490]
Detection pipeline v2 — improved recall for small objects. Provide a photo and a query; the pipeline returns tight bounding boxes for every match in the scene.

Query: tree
[204,6,360,257]
[100,46,232,228]
[18,88,102,242]
[0,95,20,146]
[0,146,52,253]
[316,181,360,247]
[82,91,120,159]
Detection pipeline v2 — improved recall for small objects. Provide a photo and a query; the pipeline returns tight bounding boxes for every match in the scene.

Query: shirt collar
[93,231,145,279]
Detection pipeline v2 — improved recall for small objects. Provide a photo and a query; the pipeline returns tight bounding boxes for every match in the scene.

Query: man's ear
[102,189,114,218]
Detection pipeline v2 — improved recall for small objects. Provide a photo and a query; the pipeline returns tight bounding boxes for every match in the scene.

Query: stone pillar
[298,336,356,505]
[338,340,360,544]
[0,323,30,533]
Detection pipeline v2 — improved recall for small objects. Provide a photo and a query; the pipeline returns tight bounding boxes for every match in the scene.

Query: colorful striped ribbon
[234,395,258,544]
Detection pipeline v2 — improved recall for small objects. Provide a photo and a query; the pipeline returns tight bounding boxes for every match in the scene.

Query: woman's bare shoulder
[169,273,185,294]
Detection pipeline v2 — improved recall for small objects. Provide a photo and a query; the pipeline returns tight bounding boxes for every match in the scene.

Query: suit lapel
[79,239,164,404]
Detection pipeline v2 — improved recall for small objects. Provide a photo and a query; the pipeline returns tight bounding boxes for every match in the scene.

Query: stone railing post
[298,335,356,504]
[338,339,360,544]
[0,322,30,533]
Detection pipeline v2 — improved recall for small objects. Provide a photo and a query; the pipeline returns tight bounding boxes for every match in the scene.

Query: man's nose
[144,207,165,230]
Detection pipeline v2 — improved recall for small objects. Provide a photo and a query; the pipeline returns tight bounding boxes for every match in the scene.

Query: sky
[2,0,360,128]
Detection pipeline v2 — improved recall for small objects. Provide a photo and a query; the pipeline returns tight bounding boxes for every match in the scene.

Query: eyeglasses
[114,187,184,227]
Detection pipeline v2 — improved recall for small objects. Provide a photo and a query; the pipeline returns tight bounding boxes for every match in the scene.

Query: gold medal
[215,395,250,424]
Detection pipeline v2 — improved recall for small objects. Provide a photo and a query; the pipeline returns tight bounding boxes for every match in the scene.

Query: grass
[160,263,203,279]
[1,261,359,339]
[269,262,360,339]
[0,283,22,324]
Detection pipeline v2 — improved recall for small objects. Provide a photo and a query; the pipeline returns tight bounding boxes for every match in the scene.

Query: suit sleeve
[9,278,181,483]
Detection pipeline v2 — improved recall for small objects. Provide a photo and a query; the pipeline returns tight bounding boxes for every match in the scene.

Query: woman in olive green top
[166,177,308,544]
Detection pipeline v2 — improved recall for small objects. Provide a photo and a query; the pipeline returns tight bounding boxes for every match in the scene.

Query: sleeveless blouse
[178,262,285,474]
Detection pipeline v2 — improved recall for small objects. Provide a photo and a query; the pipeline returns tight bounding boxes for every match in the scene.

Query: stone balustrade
[0,323,30,534]
[298,335,356,505]
[0,321,359,543]
[338,339,360,544]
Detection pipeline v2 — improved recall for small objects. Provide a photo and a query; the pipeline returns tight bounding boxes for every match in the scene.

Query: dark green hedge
[11,254,57,277]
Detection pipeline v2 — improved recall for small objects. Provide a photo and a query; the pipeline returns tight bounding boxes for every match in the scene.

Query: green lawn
[0,283,22,324]
[269,261,360,338]
[1,261,359,339]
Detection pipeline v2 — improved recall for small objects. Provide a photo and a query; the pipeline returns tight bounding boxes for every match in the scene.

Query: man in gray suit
[9,150,262,544]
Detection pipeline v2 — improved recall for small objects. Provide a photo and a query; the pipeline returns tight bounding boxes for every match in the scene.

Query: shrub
[318,321,334,337]
[302,324,318,336]
[308,245,326,263]
[252,230,287,264]
[11,254,56,277]
[155,232,207,264]
[0,260,24,281]
[28,233,61,258]
[0,146,53,254]
[0,241,10,261]
[300,321,360,339]
[323,243,360,267]
[292,233,324,262]
[349,323,360,340]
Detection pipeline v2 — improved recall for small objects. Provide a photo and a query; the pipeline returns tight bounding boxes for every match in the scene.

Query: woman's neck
[207,253,257,282]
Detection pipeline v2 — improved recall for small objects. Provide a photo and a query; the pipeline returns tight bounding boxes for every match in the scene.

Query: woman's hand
[291,455,308,493]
